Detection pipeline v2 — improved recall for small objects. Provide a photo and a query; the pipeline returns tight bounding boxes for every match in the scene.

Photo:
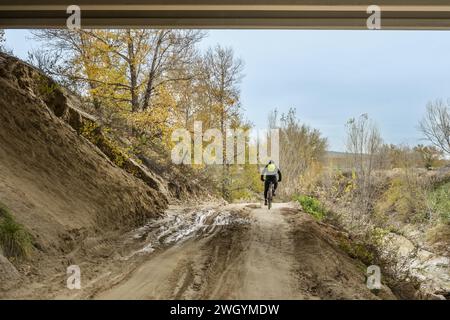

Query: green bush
[295,195,327,221]
[337,235,375,266]
[0,204,33,259]
[428,182,450,223]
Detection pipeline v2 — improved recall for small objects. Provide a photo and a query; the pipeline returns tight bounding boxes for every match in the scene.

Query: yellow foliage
[80,121,129,168]
[126,85,175,146]
[329,169,357,199]
[345,170,358,193]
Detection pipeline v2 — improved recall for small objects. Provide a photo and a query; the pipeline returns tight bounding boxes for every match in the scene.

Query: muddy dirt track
[94,203,392,300]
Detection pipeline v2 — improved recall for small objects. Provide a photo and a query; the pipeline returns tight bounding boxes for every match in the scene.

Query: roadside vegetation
[273,101,449,297]
[0,203,33,259]
[294,195,327,221]
[428,181,450,223]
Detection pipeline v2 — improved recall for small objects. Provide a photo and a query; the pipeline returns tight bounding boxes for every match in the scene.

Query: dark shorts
[264,176,278,199]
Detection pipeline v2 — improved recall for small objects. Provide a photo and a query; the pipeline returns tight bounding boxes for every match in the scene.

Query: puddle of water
[123,207,249,260]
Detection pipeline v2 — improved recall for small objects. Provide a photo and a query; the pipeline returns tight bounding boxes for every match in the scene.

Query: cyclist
[261,160,282,206]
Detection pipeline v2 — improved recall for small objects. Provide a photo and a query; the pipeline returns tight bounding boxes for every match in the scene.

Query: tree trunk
[126,30,139,113]
[142,30,164,111]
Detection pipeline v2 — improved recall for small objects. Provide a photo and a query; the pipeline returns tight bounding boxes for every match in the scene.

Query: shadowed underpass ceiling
[1,1,450,29]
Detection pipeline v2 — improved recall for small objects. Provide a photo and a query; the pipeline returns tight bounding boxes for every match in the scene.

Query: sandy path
[95,203,303,299]
[207,203,305,299]
[94,203,387,300]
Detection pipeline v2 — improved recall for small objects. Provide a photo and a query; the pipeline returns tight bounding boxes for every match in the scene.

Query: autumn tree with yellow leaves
[30,29,259,201]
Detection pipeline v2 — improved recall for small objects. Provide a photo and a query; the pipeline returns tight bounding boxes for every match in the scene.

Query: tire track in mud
[94,203,395,300]
[95,206,252,299]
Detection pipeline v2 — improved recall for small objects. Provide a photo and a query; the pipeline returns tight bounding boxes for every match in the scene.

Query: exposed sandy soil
[88,203,394,300]
[0,53,168,295]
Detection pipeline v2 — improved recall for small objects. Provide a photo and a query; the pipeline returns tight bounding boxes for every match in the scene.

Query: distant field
[324,151,450,171]
[324,151,355,170]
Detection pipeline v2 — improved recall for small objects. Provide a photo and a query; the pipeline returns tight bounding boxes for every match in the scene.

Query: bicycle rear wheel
[268,183,273,210]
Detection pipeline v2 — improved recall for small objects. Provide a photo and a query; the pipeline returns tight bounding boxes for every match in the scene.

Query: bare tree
[27,48,64,77]
[269,108,327,196]
[141,30,204,111]
[346,114,383,216]
[419,100,450,155]
[414,144,443,169]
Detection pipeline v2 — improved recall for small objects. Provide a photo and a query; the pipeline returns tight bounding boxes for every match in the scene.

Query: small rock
[429,293,446,300]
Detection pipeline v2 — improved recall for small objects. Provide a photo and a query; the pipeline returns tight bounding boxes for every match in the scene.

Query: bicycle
[267,181,274,210]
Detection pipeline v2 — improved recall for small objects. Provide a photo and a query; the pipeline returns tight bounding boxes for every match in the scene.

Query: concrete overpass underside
[1,1,450,29]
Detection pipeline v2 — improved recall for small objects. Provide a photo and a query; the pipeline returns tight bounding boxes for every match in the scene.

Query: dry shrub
[426,223,450,246]
[375,175,429,224]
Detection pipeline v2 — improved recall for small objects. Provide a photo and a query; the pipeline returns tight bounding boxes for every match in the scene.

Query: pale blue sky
[5,29,450,151]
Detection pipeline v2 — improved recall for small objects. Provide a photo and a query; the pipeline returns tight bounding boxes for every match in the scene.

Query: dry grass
[0,203,33,259]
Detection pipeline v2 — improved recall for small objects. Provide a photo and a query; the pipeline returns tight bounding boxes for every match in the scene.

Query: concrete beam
[1,1,450,29]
